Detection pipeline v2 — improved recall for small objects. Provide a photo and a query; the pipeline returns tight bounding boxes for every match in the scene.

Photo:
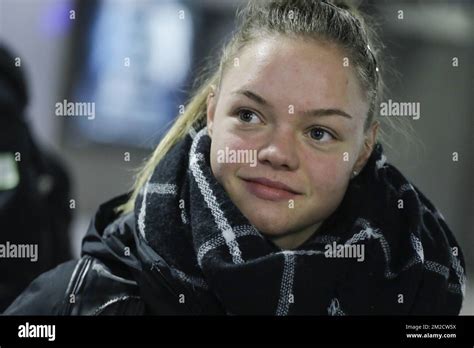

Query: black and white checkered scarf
[134,125,466,315]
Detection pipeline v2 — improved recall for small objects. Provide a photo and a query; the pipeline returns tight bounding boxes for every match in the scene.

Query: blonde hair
[117,0,401,214]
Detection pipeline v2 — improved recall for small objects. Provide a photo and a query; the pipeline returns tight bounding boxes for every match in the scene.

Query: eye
[308,127,334,142]
[236,109,261,124]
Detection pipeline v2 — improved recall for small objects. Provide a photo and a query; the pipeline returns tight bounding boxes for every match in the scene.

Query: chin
[242,207,295,236]
[253,222,291,237]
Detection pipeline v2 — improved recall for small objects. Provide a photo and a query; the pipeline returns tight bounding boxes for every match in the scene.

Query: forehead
[220,36,367,117]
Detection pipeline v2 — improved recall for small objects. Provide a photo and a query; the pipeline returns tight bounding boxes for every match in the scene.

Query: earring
[351,170,358,179]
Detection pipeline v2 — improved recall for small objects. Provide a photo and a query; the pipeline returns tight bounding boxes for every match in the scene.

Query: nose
[257,126,299,171]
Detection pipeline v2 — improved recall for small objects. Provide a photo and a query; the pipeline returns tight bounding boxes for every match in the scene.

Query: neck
[269,222,323,250]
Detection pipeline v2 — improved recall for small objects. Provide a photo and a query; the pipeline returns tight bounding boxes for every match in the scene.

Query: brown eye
[237,109,260,124]
[309,127,334,142]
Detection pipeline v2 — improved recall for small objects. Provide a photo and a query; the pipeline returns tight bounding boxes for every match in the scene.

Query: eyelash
[233,108,336,143]
[307,127,335,142]
[235,108,262,124]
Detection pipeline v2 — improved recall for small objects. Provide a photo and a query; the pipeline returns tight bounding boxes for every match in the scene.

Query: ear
[206,85,217,138]
[353,120,380,174]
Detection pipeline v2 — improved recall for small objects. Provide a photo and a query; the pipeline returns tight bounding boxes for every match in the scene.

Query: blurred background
[0,0,472,313]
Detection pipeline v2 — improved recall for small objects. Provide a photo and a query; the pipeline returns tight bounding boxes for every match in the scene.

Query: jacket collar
[80,193,224,314]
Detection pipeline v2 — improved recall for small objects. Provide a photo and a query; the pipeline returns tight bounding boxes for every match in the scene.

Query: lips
[241,177,302,201]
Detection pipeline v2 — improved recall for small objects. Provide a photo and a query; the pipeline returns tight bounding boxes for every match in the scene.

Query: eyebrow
[232,88,353,119]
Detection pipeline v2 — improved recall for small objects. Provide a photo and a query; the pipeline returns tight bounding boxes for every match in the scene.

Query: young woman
[5,0,466,315]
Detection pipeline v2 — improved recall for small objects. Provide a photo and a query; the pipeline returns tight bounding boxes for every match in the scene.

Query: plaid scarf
[134,125,466,315]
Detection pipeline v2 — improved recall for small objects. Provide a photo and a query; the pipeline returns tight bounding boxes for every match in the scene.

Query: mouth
[240,177,302,201]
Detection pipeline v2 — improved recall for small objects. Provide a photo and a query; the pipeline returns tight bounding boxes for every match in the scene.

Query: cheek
[210,131,259,183]
[304,154,350,195]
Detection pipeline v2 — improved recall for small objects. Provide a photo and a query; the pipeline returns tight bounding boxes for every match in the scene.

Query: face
[206,36,378,250]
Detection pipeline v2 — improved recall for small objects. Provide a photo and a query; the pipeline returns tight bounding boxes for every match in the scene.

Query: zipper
[136,231,204,314]
[60,256,93,315]
[145,254,197,314]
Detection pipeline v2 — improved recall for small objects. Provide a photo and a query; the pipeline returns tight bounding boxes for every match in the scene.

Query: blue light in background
[70,0,194,148]
[40,0,74,38]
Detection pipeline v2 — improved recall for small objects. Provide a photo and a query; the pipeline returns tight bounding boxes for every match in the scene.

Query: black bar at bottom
[0,316,473,345]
